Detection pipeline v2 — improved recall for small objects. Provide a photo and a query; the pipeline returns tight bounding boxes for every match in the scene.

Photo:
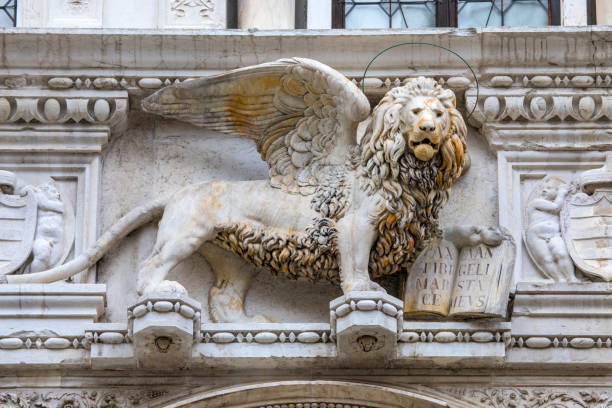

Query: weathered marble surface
[0,28,609,405]
[524,176,576,282]
[8,59,469,333]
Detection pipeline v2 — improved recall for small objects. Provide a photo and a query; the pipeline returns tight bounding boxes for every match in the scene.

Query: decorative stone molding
[161,0,226,28]
[128,293,201,369]
[0,89,128,140]
[485,74,612,89]
[466,87,612,152]
[18,0,226,29]
[0,389,166,408]
[438,386,612,408]
[0,335,88,350]
[397,321,510,365]
[0,284,105,328]
[201,323,331,345]
[399,322,511,346]
[510,335,611,350]
[86,323,130,347]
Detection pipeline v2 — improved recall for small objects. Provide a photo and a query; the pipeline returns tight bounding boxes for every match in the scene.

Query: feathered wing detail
[142,57,371,194]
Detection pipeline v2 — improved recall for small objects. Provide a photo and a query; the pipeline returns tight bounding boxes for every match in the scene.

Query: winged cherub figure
[5,58,467,323]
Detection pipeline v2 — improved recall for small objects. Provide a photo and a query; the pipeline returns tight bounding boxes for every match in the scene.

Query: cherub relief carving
[0,170,74,275]
[524,176,577,282]
[6,58,467,323]
[29,184,68,273]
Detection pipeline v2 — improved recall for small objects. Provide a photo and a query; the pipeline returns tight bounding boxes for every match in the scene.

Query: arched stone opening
[149,380,476,408]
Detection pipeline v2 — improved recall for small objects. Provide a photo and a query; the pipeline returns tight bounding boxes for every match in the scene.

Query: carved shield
[0,191,37,275]
[562,192,612,281]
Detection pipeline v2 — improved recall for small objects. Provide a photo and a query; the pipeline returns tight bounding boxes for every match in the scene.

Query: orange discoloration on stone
[594,206,612,216]
[225,296,243,312]
[385,214,397,228]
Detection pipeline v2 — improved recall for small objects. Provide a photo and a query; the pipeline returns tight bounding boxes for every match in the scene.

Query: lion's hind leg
[199,243,270,323]
[137,224,214,297]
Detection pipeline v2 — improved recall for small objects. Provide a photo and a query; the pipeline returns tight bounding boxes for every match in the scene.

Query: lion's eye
[435,111,443,118]
[412,108,421,115]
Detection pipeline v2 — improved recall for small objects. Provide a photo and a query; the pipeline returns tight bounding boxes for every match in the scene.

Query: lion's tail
[4,198,168,284]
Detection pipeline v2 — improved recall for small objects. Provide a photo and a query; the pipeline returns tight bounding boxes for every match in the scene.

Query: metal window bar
[457,0,549,26]
[333,0,558,28]
[0,0,16,27]
[343,1,438,28]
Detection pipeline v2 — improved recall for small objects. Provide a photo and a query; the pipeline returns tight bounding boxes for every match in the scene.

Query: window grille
[332,0,561,28]
[0,0,16,27]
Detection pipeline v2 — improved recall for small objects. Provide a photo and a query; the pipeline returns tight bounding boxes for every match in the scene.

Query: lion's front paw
[344,279,387,294]
[139,280,188,297]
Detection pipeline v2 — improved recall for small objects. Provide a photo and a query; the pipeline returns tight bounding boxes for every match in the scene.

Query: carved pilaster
[0,87,127,282]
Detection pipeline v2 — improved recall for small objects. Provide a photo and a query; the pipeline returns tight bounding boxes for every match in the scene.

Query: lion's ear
[439,89,457,109]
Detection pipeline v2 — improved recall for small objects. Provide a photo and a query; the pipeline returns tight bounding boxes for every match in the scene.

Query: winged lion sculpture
[4,58,467,323]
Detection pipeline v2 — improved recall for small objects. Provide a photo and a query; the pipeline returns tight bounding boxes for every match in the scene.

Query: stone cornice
[0,27,608,77]
[0,27,606,129]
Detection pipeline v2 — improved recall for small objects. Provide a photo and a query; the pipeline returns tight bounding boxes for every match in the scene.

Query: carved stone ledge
[0,284,106,333]
[330,291,403,365]
[86,323,134,369]
[0,283,105,368]
[193,323,336,367]
[128,293,201,369]
[512,282,612,337]
[465,87,612,151]
[397,321,510,365]
[201,323,331,345]
[506,282,612,366]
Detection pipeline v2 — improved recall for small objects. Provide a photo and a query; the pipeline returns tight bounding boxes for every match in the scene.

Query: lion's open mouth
[409,137,439,161]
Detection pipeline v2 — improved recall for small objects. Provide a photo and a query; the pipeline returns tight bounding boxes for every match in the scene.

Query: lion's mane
[358,77,467,277]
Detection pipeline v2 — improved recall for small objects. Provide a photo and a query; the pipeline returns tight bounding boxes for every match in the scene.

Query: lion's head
[357,77,468,278]
[359,77,467,193]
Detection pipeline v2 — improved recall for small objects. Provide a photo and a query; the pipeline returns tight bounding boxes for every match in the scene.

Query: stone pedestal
[129,293,201,369]
[330,291,403,365]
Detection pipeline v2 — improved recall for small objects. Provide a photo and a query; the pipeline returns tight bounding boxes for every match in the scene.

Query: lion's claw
[139,280,188,298]
[345,279,387,293]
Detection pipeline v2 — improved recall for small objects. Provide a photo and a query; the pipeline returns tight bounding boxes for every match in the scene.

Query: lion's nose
[419,120,435,132]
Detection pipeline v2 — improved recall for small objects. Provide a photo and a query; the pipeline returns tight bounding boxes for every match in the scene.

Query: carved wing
[142,57,371,194]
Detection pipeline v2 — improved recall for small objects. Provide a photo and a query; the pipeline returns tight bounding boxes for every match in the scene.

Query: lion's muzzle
[407,110,442,161]
[408,130,441,161]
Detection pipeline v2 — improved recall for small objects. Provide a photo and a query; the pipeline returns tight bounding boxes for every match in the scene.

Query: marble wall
[0,27,610,408]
